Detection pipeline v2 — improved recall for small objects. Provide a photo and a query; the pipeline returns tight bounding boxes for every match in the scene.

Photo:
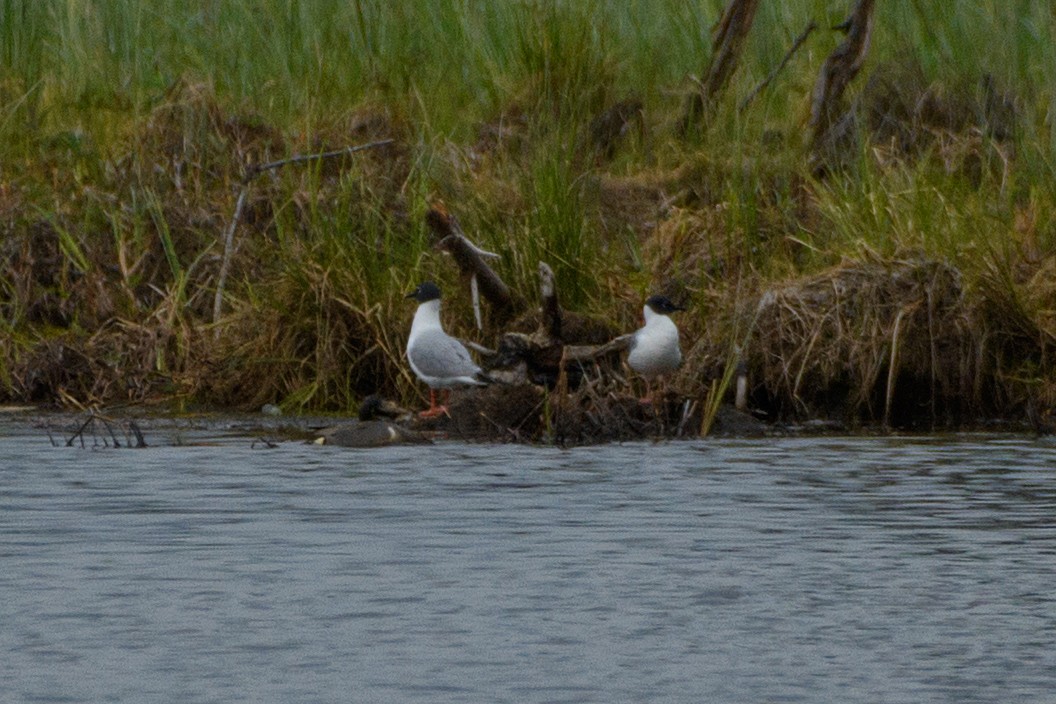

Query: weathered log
[425,204,520,326]
[560,335,633,364]
[808,0,877,163]
[681,0,761,134]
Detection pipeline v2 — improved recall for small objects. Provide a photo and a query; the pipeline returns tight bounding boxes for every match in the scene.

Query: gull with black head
[406,281,489,418]
[626,294,684,404]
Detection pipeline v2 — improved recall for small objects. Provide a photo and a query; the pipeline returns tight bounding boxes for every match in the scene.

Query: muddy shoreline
[2,393,1042,450]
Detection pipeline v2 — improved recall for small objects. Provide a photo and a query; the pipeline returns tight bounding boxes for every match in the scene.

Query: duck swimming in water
[314,395,431,448]
[626,294,684,403]
[405,281,490,418]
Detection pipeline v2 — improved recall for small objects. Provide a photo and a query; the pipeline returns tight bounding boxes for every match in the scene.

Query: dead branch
[212,185,249,336]
[809,0,877,157]
[739,20,817,112]
[425,204,520,325]
[486,261,619,389]
[561,335,634,364]
[681,0,761,134]
[62,411,147,449]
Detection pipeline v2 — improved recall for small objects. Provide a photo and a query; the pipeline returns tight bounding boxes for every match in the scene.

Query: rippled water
[2,422,1055,703]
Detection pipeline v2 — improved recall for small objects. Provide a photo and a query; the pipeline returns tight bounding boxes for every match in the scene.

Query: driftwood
[488,263,568,387]
[425,204,520,327]
[487,262,620,389]
[681,0,761,134]
[808,0,877,164]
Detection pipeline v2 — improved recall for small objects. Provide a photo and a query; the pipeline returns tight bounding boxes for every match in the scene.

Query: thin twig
[128,421,147,448]
[66,415,95,447]
[739,20,816,112]
[247,139,394,178]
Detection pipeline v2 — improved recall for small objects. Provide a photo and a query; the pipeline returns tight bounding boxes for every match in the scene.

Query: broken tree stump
[808,0,877,170]
[681,0,761,134]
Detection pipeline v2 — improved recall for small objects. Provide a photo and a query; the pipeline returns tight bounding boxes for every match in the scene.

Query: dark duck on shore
[314,395,431,448]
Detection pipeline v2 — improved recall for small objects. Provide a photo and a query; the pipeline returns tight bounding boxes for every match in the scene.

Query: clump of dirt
[473,103,532,159]
[592,171,671,246]
[8,319,191,406]
[118,79,285,191]
[860,63,1017,181]
[748,254,977,427]
[645,206,732,285]
[583,97,644,162]
[411,381,699,445]
[415,384,547,442]
[549,387,697,445]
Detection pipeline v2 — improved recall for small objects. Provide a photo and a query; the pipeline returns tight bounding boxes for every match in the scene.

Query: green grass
[1,0,1055,416]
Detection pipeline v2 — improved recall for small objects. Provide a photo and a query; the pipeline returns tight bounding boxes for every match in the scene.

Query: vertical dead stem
[212,185,248,339]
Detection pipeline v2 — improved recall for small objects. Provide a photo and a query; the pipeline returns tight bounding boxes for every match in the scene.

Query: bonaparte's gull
[406,281,488,418]
[626,295,684,403]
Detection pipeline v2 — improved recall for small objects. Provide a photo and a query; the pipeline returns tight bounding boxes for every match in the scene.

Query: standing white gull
[626,294,684,404]
[406,281,489,418]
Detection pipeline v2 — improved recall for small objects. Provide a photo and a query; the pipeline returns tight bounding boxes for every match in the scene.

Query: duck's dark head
[406,281,442,303]
[358,394,410,422]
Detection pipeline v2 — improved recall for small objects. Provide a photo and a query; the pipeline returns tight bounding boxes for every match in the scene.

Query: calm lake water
[1,420,1055,703]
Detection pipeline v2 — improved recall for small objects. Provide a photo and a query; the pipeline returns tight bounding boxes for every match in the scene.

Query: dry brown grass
[748,253,974,426]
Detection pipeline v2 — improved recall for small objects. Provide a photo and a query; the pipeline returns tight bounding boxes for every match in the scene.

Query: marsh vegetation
[1,0,1054,435]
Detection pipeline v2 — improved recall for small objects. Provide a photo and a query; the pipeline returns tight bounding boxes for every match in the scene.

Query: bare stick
[66,415,94,447]
[128,421,147,448]
[247,139,394,178]
[470,274,482,330]
[561,335,634,363]
[212,185,248,336]
[739,21,817,112]
[538,262,561,339]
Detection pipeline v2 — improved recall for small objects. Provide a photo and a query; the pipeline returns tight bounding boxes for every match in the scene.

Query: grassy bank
[1,0,1055,430]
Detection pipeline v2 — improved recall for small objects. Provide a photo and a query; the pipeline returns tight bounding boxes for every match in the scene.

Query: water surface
[2,423,1055,703]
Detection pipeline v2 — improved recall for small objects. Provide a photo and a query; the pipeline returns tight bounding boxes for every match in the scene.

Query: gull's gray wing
[408,329,480,379]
